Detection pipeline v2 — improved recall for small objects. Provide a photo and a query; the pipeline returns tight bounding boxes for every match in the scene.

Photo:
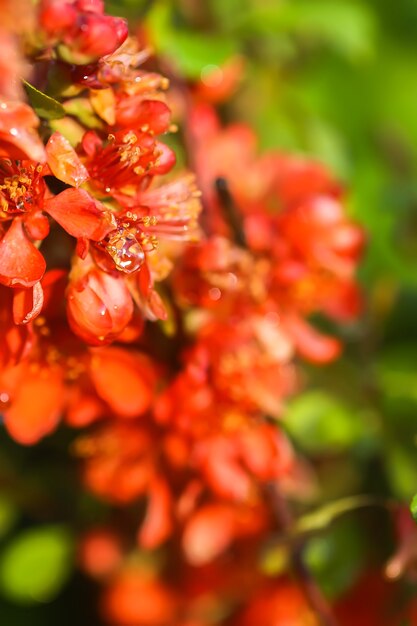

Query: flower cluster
[0,2,368,625]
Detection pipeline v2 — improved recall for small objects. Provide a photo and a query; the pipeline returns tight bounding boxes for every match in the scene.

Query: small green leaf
[0,525,74,604]
[23,80,66,120]
[294,495,380,536]
[410,494,417,523]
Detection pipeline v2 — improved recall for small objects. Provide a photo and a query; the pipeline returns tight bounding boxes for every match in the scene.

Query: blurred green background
[1,0,417,622]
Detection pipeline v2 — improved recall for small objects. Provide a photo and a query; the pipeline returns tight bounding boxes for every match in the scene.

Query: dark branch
[266,482,340,626]
[215,177,248,248]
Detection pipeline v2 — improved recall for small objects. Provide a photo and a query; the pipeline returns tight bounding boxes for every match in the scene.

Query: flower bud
[67,265,133,345]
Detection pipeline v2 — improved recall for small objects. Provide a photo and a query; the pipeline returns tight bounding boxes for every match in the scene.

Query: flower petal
[45,188,116,240]
[89,347,156,417]
[13,281,44,324]
[138,476,173,549]
[0,100,46,162]
[0,219,46,287]
[46,131,89,187]
[24,210,50,241]
[2,364,64,444]
[286,314,342,364]
[182,504,236,565]
[116,99,171,134]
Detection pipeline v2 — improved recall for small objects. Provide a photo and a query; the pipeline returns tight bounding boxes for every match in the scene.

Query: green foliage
[235,0,376,61]
[146,2,239,78]
[285,391,363,453]
[304,517,365,598]
[0,526,74,605]
[294,496,378,536]
[23,81,66,120]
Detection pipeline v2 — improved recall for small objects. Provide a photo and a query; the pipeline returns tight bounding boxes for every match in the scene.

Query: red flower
[81,129,176,198]
[39,0,128,65]
[67,258,134,345]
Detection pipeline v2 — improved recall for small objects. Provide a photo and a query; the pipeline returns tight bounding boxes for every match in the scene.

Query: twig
[267,482,340,626]
[215,177,247,247]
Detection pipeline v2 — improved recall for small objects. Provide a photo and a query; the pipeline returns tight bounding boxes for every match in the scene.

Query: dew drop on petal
[209,287,221,301]
[106,230,145,273]
[0,392,10,404]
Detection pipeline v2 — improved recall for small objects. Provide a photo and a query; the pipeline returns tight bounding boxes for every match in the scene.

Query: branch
[266,482,340,626]
[215,177,247,248]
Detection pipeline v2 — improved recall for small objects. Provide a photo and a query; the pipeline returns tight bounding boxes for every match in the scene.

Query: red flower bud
[67,265,133,345]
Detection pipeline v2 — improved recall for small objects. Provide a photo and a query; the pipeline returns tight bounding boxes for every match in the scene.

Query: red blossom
[39,0,128,65]
[67,260,134,345]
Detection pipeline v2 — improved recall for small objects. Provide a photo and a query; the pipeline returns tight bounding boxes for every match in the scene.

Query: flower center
[87,131,158,192]
[0,161,44,217]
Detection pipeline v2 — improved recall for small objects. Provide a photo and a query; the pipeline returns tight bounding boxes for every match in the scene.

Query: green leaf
[386,446,417,500]
[23,80,66,120]
[294,495,380,536]
[284,390,361,453]
[0,525,74,604]
[377,345,417,404]
[304,518,365,598]
[410,495,417,523]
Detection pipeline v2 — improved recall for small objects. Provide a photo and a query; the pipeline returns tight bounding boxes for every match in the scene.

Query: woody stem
[267,483,340,626]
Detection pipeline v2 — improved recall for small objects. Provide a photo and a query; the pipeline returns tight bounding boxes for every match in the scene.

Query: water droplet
[265,311,280,325]
[106,230,145,273]
[209,287,221,301]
